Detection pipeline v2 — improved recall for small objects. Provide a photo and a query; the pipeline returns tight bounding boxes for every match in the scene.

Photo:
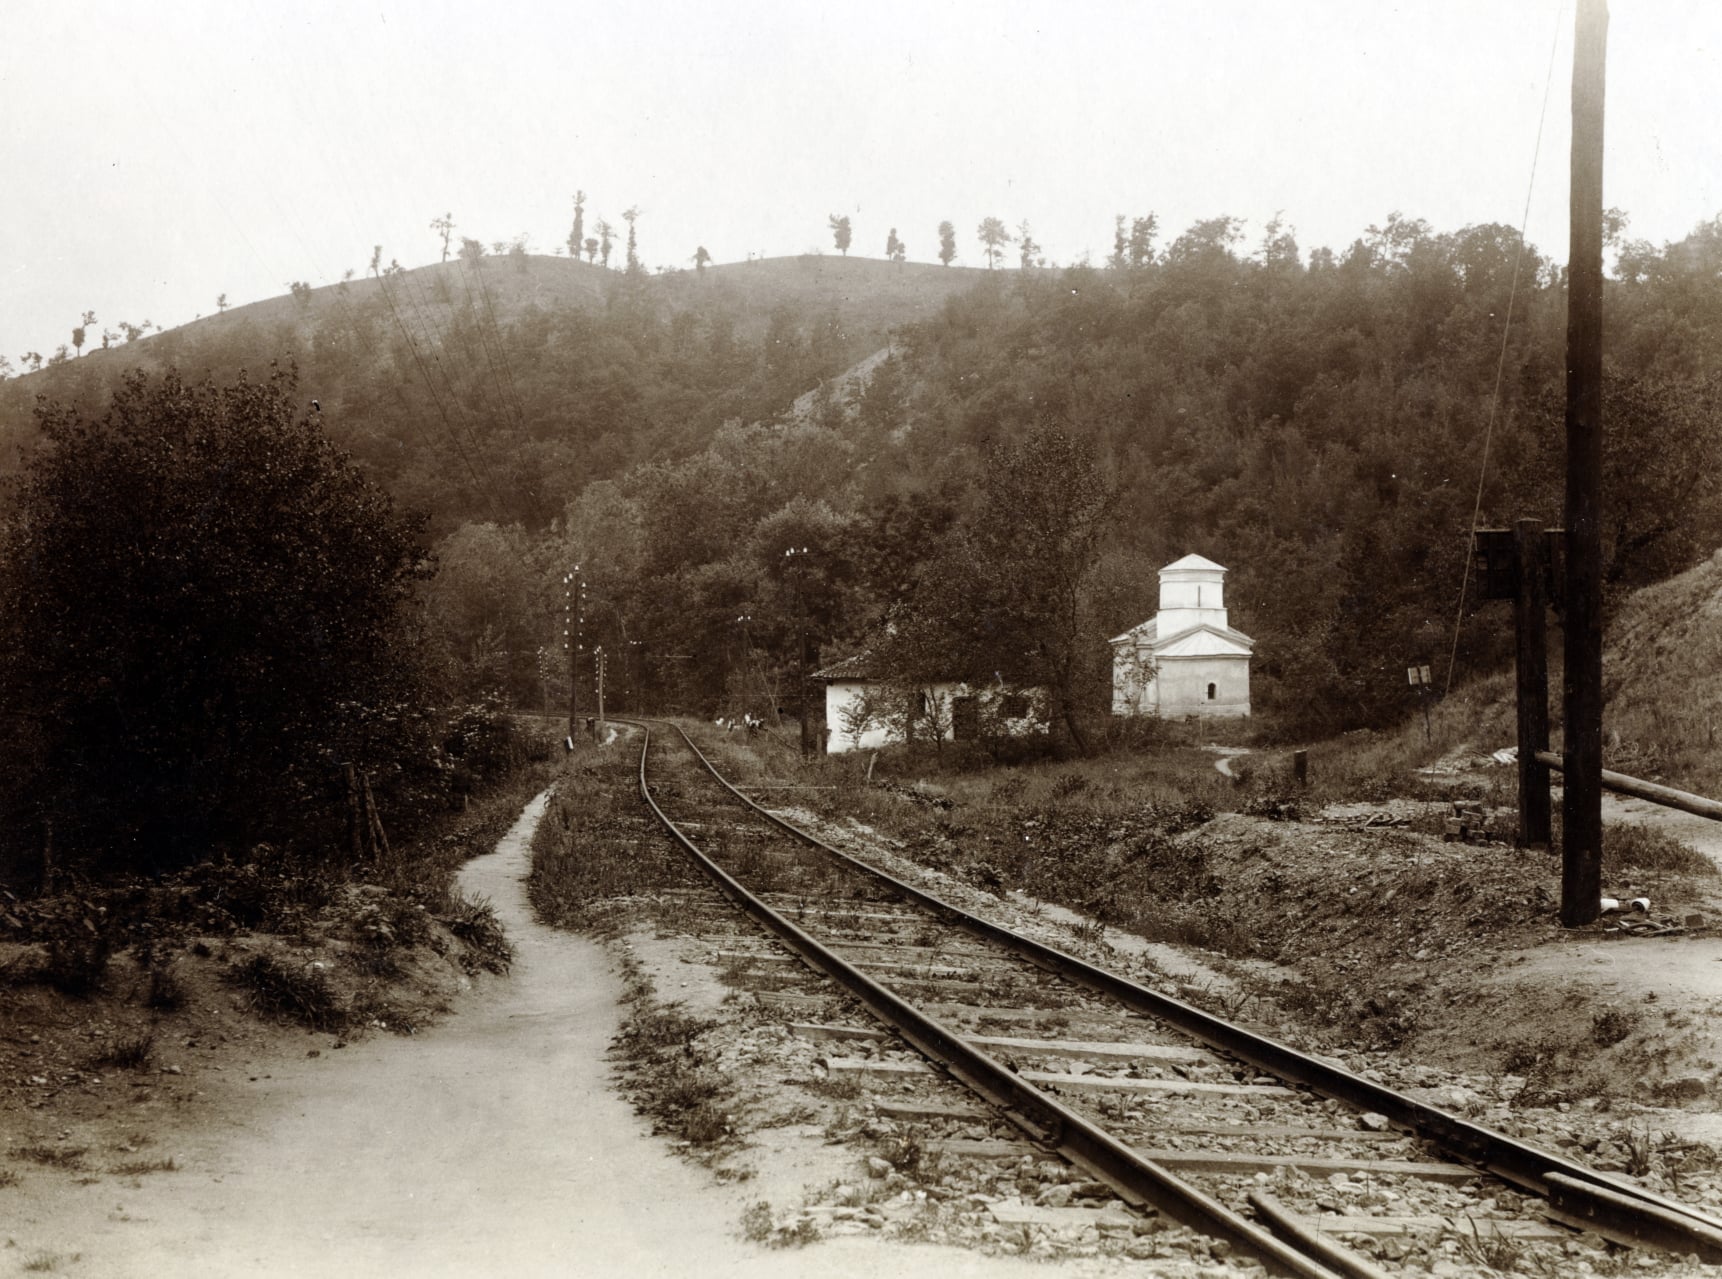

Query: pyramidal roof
[1162,553,1227,574]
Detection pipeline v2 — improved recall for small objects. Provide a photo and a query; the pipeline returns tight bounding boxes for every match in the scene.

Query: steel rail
[668,721,1722,1262]
[624,720,1345,1279]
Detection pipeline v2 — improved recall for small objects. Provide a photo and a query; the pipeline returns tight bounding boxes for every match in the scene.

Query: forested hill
[0,253,987,529]
[4,215,1721,736]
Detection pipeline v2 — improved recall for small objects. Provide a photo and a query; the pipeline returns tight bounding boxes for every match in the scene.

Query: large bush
[0,365,431,875]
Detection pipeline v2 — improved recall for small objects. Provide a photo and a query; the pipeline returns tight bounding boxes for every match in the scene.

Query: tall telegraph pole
[1561,0,1608,927]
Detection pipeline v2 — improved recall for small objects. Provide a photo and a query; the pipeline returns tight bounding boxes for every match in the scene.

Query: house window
[1206,682,1217,701]
[917,690,931,718]
[999,692,1029,719]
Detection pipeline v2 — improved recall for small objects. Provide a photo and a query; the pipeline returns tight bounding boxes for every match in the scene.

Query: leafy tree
[693,245,711,273]
[829,214,852,256]
[938,220,956,266]
[0,366,430,873]
[886,228,905,262]
[1128,215,1158,269]
[623,206,641,273]
[597,219,615,268]
[1017,220,1039,270]
[71,327,86,359]
[459,237,486,265]
[977,217,1011,269]
[568,191,586,258]
[21,351,43,372]
[1109,215,1128,270]
[431,212,456,263]
[892,426,1113,752]
[216,293,229,313]
[288,281,312,306]
[583,236,599,264]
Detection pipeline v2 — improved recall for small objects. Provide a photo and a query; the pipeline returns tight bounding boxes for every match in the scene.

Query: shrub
[228,953,344,1031]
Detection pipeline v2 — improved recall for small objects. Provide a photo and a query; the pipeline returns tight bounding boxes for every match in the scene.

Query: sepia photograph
[6,1,1722,1274]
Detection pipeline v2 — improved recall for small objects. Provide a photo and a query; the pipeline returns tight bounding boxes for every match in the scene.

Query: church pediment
[1152,624,1254,658]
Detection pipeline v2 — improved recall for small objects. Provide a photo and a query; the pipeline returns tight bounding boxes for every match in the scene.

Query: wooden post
[343,763,364,863]
[361,774,392,863]
[1514,518,1552,849]
[1561,0,1608,927]
[1292,750,1308,787]
[595,647,606,739]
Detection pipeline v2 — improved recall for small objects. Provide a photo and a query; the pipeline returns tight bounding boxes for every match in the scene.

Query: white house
[1110,554,1253,718]
[813,653,1046,754]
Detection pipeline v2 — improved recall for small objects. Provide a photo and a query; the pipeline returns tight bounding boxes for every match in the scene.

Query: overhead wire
[1441,0,1568,698]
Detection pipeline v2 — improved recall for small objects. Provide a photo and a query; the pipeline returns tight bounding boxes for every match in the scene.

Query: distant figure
[311,399,321,413]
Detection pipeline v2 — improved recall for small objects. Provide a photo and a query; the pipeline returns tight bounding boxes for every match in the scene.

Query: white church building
[1110,554,1253,718]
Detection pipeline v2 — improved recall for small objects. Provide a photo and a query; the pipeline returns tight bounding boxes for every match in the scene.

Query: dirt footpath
[7,792,1062,1279]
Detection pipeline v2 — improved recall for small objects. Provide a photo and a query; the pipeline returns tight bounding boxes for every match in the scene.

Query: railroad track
[626,718,1722,1276]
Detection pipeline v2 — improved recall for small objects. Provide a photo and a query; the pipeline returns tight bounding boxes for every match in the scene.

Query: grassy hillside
[1604,547,1722,794]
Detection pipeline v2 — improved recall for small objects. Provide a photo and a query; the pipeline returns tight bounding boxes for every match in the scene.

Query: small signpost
[1406,662,1434,741]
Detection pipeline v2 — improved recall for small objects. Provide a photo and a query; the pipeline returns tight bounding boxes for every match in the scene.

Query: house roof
[812,652,890,681]
[1162,552,1228,574]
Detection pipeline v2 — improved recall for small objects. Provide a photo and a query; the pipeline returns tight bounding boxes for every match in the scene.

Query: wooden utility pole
[564,568,583,738]
[1514,519,1552,849]
[595,646,607,739]
[1561,0,1608,927]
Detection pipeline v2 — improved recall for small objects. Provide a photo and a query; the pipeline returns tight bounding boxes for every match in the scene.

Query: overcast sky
[4,1,1720,363]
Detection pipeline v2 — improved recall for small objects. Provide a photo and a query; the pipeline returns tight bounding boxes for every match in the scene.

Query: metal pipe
[1534,751,1722,822]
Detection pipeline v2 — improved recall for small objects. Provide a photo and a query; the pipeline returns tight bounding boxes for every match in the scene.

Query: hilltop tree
[584,236,599,264]
[886,228,905,262]
[693,245,711,273]
[977,217,1011,269]
[1108,215,1128,270]
[431,212,456,263]
[1128,215,1158,269]
[459,237,486,265]
[829,214,852,256]
[568,191,586,258]
[72,310,96,358]
[216,293,229,313]
[597,219,615,269]
[0,366,430,872]
[1017,221,1040,270]
[622,206,641,273]
[937,220,957,266]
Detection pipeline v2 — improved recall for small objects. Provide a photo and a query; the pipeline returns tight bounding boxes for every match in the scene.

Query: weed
[0,1168,19,1188]
[741,1200,774,1243]
[442,891,513,974]
[1591,1008,1637,1047]
[806,1073,864,1101]
[109,1156,178,1176]
[145,961,187,1011]
[228,953,345,1031]
[85,1030,155,1072]
[22,1252,67,1273]
[740,1200,820,1248]
[1602,824,1718,879]
[10,1146,88,1171]
[1453,1218,1525,1274]
[1622,1127,1655,1178]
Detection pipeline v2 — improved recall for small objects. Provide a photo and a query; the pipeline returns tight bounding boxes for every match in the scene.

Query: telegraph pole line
[1561,0,1608,927]
[563,566,585,738]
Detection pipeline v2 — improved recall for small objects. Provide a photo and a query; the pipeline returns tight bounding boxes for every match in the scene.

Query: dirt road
[9,791,1060,1278]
